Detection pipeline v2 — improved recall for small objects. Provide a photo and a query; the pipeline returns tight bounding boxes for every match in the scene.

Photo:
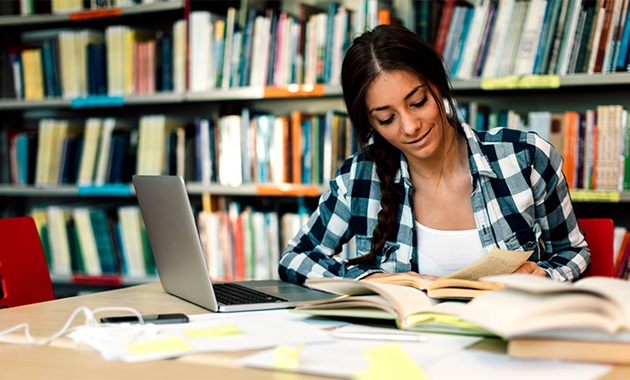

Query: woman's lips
[405,126,432,146]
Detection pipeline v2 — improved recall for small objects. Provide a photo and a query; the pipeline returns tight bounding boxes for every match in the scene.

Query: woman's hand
[512,262,546,276]
[362,272,439,281]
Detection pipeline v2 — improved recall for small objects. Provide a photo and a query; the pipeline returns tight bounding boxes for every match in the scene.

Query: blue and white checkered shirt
[278,123,590,284]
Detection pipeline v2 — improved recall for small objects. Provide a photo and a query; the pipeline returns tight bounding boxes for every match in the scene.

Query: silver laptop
[132,175,334,312]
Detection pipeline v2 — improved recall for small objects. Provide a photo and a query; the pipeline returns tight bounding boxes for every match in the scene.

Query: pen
[331,330,427,342]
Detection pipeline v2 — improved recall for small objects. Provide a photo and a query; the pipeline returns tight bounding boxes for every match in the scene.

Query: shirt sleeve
[530,134,590,281]
[278,172,356,285]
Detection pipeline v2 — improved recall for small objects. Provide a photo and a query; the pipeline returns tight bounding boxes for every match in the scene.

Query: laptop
[132,175,335,312]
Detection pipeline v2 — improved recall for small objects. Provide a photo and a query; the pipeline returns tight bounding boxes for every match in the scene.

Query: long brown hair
[341,25,460,266]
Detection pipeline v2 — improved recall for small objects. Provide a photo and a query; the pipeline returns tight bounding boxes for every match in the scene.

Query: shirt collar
[462,123,497,179]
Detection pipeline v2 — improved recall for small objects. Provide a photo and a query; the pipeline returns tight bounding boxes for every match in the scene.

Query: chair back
[578,218,615,278]
[0,216,55,308]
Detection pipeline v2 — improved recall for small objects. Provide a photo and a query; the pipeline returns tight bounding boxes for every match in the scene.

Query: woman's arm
[278,160,384,285]
[530,134,590,281]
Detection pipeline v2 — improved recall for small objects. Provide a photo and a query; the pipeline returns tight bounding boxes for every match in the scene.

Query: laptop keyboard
[213,282,289,305]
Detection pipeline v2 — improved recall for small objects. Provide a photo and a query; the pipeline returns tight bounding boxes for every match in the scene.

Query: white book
[93,118,116,186]
[172,19,187,93]
[457,0,491,80]
[198,210,223,280]
[189,11,212,92]
[513,0,547,75]
[602,0,624,73]
[252,211,269,280]
[266,212,280,280]
[117,206,146,277]
[221,7,236,90]
[34,119,56,187]
[482,0,516,78]
[77,118,102,186]
[105,25,128,96]
[72,207,102,276]
[497,1,528,77]
[46,206,73,276]
[218,115,243,187]
[556,0,585,75]
[330,6,348,86]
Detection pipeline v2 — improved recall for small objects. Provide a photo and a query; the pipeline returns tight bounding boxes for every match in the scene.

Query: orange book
[613,231,630,275]
[377,9,390,25]
[562,111,579,189]
[290,111,303,184]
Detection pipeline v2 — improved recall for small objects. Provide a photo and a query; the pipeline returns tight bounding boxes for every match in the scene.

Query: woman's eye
[378,115,395,125]
[411,97,428,108]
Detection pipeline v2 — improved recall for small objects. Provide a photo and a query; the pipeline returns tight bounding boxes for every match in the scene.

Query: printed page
[441,249,533,280]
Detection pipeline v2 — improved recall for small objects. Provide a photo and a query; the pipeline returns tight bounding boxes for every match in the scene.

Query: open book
[295,248,533,335]
[458,274,630,364]
[295,278,492,336]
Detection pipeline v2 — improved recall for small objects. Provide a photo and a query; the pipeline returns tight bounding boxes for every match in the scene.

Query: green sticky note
[272,343,303,370]
[127,337,192,354]
[183,324,241,338]
[354,344,428,380]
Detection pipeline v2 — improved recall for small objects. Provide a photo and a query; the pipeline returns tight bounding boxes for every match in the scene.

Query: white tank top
[415,221,485,277]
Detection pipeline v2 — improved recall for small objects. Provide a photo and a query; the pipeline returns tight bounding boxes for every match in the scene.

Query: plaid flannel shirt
[278,123,590,284]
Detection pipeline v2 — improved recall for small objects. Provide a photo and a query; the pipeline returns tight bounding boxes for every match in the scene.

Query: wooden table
[1,283,629,379]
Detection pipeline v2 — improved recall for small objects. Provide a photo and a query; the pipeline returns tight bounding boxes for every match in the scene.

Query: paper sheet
[241,327,612,380]
[70,309,334,362]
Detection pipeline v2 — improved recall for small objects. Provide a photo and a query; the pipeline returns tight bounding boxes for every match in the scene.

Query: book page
[440,249,533,280]
[483,274,630,327]
[304,278,435,320]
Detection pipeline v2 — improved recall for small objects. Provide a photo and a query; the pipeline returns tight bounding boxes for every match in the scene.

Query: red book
[434,0,456,54]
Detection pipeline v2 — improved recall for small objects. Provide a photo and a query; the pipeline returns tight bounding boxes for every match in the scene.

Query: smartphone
[100,313,189,325]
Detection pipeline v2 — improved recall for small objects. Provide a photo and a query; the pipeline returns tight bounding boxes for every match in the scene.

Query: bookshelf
[2,0,630,294]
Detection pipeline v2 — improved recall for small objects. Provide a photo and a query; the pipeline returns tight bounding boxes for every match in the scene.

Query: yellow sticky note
[183,324,241,338]
[127,337,192,355]
[354,344,428,380]
[272,343,304,370]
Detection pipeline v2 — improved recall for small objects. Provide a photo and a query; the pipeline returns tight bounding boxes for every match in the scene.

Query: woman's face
[365,69,447,163]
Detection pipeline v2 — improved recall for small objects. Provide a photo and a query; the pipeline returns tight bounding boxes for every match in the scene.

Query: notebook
[132,175,335,312]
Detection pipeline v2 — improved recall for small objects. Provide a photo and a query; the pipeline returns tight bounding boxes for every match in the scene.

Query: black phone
[100,313,189,325]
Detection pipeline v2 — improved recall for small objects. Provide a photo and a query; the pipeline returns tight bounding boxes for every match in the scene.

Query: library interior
[1,0,630,378]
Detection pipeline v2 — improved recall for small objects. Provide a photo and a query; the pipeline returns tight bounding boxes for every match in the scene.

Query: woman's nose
[400,111,420,135]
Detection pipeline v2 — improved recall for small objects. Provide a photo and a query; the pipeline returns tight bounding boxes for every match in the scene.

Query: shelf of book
[451,72,630,91]
[0,0,184,27]
[4,185,630,203]
[0,86,344,110]
[0,183,327,197]
[49,273,159,287]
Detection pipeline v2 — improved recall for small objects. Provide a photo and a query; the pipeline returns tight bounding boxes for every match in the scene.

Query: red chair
[0,216,55,308]
[578,218,615,278]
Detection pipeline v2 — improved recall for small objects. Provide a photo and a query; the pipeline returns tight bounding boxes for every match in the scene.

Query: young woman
[278,24,589,285]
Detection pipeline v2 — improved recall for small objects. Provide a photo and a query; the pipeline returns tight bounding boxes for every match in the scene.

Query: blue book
[157,33,173,92]
[532,0,559,75]
[8,47,25,99]
[108,134,129,184]
[89,209,119,275]
[114,222,128,275]
[302,117,312,184]
[87,43,107,95]
[450,6,473,77]
[616,4,630,71]
[41,39,60,97]
[323,2,339,83]
[239,8,257,87]
[266,9,279,86]
[60,136,81,184]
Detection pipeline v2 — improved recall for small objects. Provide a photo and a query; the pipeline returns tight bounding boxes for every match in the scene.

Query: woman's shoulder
[337,149,378,177]
[474,126,555,151]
